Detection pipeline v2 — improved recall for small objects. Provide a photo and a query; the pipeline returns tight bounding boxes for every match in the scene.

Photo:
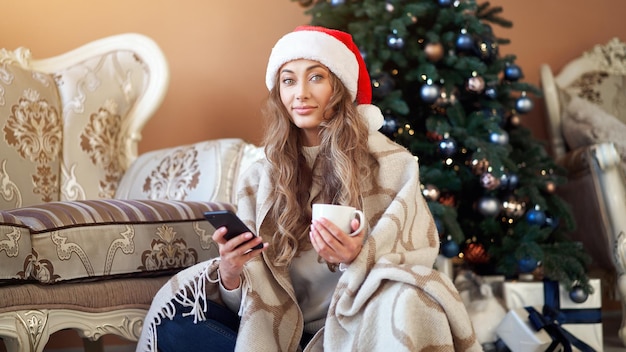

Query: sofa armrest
[556,142,626,271]
[1,199,232,283]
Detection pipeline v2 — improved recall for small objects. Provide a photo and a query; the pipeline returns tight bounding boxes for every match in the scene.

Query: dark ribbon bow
[523,280,600,352]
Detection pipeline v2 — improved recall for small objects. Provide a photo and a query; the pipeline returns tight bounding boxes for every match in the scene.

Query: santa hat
[266,25,383,132]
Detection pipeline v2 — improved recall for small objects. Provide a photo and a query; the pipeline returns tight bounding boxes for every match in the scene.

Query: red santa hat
[265,25,383,132]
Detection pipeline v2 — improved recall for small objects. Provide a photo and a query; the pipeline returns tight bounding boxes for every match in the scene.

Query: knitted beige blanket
[137,132,481,352]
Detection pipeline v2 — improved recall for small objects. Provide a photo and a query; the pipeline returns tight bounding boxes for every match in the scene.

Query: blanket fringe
[137,260,220,352]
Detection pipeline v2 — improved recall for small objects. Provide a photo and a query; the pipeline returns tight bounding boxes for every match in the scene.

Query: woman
[137,26,480,352]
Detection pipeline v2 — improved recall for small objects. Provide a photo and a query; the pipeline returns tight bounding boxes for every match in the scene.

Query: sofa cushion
[562,95,626,176]
[0,211,34,283]
[4,199,229,283]
[561,70,626,125]
[0,62,63,209]
[0,275,170,313]
[55,49,152,201]
[116,138,265,204]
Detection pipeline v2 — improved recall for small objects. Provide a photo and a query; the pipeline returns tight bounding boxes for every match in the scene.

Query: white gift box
[496,308,555,352]
[502,279,603,351]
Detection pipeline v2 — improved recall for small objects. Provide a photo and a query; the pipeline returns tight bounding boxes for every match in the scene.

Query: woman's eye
[310,74,323,81]
[282,78,294,85]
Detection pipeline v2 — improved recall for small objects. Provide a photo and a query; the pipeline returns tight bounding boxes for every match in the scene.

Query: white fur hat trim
[265,30,359,101]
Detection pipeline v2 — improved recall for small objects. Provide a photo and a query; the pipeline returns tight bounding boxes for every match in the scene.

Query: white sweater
[219,145,341,334]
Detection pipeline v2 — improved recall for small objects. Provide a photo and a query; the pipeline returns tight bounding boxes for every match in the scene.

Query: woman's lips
[293,106,315,115]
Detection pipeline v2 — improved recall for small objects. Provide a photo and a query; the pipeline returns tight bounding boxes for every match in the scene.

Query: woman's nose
[296,83,309,100]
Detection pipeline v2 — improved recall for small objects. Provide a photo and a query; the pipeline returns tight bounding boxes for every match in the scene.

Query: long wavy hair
[262,66,374,267]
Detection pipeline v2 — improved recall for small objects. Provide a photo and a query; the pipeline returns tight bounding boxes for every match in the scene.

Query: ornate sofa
[0,34,264,351]
[540,37,626,346]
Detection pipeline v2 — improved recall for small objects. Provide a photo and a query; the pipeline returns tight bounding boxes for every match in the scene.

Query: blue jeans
[156,300,240,352]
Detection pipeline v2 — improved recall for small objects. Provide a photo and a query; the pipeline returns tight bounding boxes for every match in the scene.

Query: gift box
[496,307,557,352]
[502,279,602,351]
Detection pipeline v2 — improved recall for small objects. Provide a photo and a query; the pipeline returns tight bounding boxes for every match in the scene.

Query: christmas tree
[292,0,592,295]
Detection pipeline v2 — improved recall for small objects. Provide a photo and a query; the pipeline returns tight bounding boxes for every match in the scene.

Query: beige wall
[2,1,625,155]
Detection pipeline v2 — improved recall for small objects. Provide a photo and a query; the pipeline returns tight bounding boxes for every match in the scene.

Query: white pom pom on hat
[266,25,383,132]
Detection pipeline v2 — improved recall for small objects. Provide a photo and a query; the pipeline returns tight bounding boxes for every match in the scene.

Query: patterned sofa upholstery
[0,34,264,352]
[541,37,626,346]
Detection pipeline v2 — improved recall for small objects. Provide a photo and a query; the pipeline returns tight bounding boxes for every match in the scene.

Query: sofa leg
[0,309,51,352]
[1,308,146,352]
[83,337,104,352]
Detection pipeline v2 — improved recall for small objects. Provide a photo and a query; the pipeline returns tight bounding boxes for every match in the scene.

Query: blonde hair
[262,69,374,267]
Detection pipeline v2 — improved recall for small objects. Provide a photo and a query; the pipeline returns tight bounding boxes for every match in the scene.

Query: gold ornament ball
[471,157,490,175]
[509,113,521,127]
[544,181,556,193]
[424,42,444,62]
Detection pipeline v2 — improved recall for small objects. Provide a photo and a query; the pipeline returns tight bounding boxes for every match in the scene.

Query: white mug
[312,204,365,236]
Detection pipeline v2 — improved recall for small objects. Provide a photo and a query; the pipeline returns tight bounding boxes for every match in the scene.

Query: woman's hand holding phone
[211,227,265,290]
[205,210,267,290]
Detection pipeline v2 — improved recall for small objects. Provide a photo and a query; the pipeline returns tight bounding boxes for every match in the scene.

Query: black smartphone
[204,210,263,250]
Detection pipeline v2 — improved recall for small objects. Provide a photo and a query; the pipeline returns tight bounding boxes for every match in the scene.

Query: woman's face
[279,59,333,146]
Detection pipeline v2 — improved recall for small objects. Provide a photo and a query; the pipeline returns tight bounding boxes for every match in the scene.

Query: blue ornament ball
[434,217,445,235]
[420,83,441,104]
[330,0,345,6]
[438,0,453,7]
[544,214,560,230]
[441,239,460,258]
[387,34,405,50]
[485,86,498,99]
[379,114,399,138]
[526,208,547,226]
[455,32,474,52]
[518,257,538,273]
[506,173,519,190]
[515,95,534,114]
[504,64,523,81]
[489,130,509,145]
[438,138,457,157]
[371,72,395,99]
[499,172,511,189]
[569,285,588,304]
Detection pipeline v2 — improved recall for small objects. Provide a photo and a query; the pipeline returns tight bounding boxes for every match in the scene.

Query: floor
[603,310,625,352]
[1,310,624,351]
[36,312,626,351]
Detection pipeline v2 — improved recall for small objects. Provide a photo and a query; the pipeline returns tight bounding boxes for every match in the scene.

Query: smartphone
[204,210,263,250]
